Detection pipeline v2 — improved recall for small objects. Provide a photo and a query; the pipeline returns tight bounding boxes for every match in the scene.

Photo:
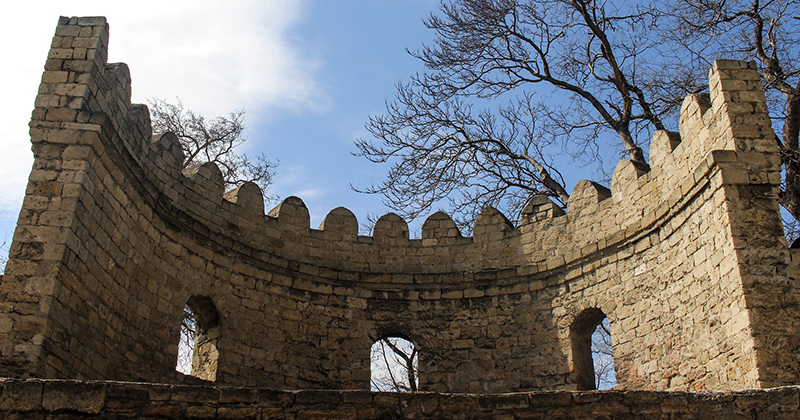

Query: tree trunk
[407,354,417,392]
[780,93,800,222]
[617,127,646,164]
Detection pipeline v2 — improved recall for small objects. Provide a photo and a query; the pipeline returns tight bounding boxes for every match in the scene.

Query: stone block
[42,381,105,414]
[0,380,43,411]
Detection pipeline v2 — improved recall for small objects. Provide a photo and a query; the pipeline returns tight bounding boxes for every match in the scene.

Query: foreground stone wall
[0,16,799,393]
[1,378,799,419]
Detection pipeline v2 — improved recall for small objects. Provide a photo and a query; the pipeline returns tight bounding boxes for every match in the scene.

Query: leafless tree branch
[671,0,800,223]
[371,337,419,392]
[355,0,693,227]
[149,98,279,203]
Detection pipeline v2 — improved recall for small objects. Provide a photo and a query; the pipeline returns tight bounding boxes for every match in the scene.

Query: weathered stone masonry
[2,378,800,419]
[2,15,800,412]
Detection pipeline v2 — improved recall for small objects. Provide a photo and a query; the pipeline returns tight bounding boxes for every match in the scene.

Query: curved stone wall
[1,16,799,393]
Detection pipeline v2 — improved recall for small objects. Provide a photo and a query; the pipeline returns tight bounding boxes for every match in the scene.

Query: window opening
[175,296,219,381]
[176,304,196,375]
[571,308,617,390]
[592,317,616,389]
[370,337,418,392]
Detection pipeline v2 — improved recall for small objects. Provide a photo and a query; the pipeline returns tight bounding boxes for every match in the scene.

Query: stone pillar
[0,17,109,378]
[708,60,798,387]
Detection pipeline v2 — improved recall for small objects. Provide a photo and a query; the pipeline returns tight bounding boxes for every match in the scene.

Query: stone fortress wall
[2,15,800,404]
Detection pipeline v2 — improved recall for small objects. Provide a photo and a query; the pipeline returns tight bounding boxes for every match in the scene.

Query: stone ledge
[1,378,798,419]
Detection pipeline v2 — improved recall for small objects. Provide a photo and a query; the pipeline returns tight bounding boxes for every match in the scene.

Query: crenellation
[27,21,766,288]
[267,196,311,237]
[473,206,513,243]
[182,162,225,204]
[421,211,462,242]
[149,132,184,172]
[609,159,649,205]
[372,212,409,244]
[223,182,265,218]
[519,196,565,225]
[318,207,358,241]
[566,180,611,218]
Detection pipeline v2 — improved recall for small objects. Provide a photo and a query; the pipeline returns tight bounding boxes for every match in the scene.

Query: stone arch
[176,295,220,381]
[570,307,614,390]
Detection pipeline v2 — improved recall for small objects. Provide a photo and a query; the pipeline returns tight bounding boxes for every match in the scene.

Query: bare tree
[370,337,419,392]
[0,236,8,274]
[591,318,616,389]
[175,299,220,381]
[0,210,9,273]
[355,0,697,227]
[149,98,278,201]
[671,0,800,234]
[176,304,196,375]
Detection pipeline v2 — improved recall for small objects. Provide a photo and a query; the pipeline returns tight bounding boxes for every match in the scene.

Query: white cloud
[0,0,322,223]
[293,188,326,201]
[109,0,324,114]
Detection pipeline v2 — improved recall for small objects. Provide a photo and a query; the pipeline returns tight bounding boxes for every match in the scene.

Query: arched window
[175,296,219,381]
[571,308,616,390]
[370,337,418,392]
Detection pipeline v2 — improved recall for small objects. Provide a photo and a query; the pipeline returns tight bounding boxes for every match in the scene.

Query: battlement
[24,16,782,276]
[1,16,798,395]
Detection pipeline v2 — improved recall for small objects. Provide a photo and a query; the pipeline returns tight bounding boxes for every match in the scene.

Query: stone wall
[1,15,799,394]
[1,378,799,419]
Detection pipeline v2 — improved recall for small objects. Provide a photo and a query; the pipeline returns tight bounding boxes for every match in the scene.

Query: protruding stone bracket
[267,196,311,234]
[373,213,409,245]
[319,207,358,241]
[474,206,514,243]
[520,196,565,225]
[710,150,782,187]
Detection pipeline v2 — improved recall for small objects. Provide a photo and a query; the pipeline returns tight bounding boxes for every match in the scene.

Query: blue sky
[0,0,449,260]
[0,0,660,268]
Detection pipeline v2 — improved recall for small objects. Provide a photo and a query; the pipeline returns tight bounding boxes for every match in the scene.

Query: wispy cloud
[110,0,324,114]
[0,0,322,221]
[293,188,326,201]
